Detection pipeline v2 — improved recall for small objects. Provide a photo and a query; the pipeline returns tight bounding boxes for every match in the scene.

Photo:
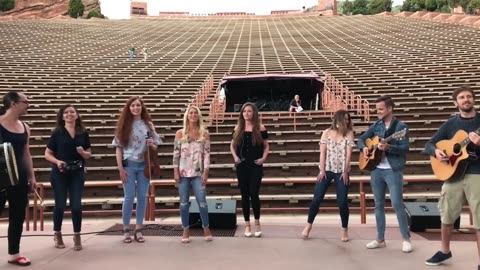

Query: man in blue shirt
[358,95,412,253]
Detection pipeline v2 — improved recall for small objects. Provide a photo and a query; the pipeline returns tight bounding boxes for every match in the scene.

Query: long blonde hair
[181,105,207,143]
[232,102,263,147]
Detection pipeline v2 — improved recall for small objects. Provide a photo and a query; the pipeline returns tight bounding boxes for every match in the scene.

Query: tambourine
[0,142,19,190]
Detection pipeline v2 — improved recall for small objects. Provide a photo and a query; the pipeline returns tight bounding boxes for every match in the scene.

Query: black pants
[236,162,263,222]
[51,170,85,233]
[0,184,28,255]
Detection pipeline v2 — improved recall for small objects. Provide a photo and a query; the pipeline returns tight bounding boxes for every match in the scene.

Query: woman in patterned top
[173,106,212,243]
[302,110,355,241]
[113,97,161,243]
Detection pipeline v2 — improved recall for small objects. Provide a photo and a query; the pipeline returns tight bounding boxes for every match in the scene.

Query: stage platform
[0,213,477,270]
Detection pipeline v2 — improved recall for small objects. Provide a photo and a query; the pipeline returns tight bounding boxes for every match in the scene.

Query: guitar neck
[459,127,480,147]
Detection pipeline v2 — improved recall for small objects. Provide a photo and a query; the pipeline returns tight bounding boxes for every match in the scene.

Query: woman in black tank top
[0,91,35,266]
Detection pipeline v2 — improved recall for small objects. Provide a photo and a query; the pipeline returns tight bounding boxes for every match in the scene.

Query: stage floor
[0,213,477,270]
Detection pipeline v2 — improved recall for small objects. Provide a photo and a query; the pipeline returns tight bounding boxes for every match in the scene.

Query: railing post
[33,186,38,231]
[360,181,366,224]
[40,185,45,231]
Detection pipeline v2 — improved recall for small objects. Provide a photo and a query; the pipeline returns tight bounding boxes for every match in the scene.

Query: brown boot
[54,231,65,249]
[73,233,82,251]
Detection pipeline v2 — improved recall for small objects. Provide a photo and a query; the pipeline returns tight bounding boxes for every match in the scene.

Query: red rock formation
[1,0,100,20]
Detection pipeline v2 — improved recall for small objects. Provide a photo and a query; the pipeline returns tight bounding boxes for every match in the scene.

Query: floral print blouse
[173,138,210,177]
[112,119,161,161]
[320,137,355,173]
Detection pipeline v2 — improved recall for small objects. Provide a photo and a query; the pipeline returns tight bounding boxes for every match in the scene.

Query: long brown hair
[232,102,263,147]
[115,96,152,147]
[330,110,353,137]
[54,104,86,134]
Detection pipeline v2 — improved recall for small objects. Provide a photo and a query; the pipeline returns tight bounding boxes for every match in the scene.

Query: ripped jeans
[178,176,209,228]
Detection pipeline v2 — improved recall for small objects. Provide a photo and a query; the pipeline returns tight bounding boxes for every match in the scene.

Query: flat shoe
[8,256,31,266]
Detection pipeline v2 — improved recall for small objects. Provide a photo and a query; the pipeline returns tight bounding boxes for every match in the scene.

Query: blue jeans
[371,168,410,240]
[307,171,349,228]
[129,51,134,59]
[178,176,209,228]
[51,170,85,233]
[122,160,150,226]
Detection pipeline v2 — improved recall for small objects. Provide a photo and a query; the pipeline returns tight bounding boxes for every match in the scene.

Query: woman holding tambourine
[45,105,92,251]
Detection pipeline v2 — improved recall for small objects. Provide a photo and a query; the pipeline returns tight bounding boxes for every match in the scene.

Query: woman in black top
[45,105,92,251]
[230,102,269,238]
[0,91,36,266]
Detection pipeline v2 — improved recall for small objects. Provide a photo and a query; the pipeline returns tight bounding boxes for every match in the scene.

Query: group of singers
[0,85,479,269]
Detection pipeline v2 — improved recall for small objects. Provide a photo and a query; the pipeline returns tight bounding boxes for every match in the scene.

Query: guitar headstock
[390,128,407,141]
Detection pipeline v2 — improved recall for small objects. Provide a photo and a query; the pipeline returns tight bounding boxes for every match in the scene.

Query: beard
[460,105,474,113]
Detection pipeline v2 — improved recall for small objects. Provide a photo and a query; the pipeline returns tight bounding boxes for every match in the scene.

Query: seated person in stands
[302,110,354,241]
[45,105,92,251]
[289,95,302,112]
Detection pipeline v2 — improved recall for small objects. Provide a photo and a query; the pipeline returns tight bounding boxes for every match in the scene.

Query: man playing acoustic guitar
[424,86,480,269]
[358,95,413,253]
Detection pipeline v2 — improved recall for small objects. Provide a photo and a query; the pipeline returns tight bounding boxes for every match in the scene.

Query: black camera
[63,160,83,172]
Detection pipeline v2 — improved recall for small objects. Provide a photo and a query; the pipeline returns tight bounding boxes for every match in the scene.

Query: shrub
[87,10,104,19]
[0,0,15,12]
[68,0,84,18]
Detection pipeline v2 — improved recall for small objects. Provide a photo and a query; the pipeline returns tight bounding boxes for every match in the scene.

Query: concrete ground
[0,213,478,270]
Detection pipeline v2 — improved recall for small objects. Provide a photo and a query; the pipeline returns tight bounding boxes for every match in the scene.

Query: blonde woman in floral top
[173,106,212,243]
[302,110,355,241]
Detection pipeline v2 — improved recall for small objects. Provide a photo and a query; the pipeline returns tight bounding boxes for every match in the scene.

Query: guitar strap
[384,119,399,138]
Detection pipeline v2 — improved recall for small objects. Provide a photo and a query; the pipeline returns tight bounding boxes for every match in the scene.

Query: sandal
[54,231,65,249]
[123,229,132,243]
[134,229,145,243]
[73,233,83,251]
[181,228,190,243]
[341,228,349,242]
[203,227,213,242]
[8,256,31,266]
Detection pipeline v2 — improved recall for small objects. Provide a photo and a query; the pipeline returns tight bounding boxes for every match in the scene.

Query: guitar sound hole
[453,144,462,155]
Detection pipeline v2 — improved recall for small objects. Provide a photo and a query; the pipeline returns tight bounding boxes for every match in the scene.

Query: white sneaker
[366,240,386,249]
[402,241,412,253]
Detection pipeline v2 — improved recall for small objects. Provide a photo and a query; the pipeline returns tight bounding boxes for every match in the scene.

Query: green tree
[436,0,450,11]
[342,0,354,14]
[392,4,402,13]
[68,0,84,18]
[401,0,415,11]
[467,0,480,13]
[368,0,393,14]
[447,0,470,10]
[87,10,105,19]
[425,0,438,11]
[352,0,369,14]
[0,0,15,12]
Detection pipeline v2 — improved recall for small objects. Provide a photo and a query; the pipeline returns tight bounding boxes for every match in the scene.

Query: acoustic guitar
[358,128,407,171]
[430,129,480,181]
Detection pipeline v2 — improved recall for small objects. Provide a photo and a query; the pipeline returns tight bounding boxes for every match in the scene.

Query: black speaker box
[404,202,460,232]
[189,199,237,229]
